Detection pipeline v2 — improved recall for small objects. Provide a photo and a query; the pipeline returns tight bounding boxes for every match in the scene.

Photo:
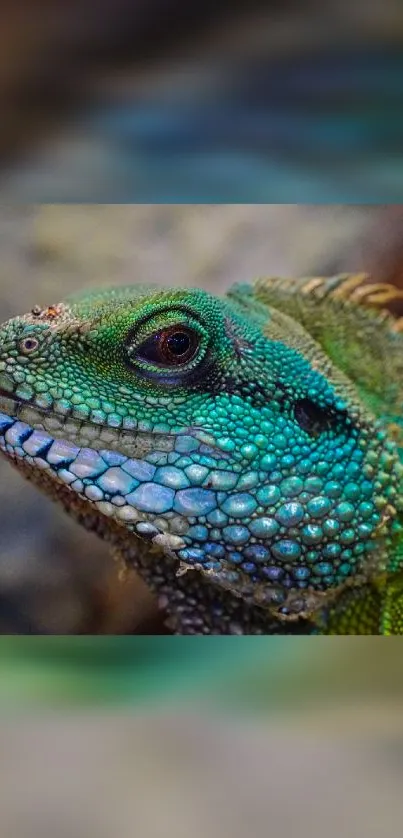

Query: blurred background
[0,679,403,838]
[1,203,403,635]
[1,1,403,199]
[1,3,403,827]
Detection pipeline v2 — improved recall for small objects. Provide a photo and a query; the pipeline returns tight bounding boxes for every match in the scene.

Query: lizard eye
[135,325,200,367]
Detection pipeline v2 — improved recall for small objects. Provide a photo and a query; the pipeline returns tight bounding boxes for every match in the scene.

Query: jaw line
[0,390,183,459]
[0,410,189,564]
[0,389,227,465]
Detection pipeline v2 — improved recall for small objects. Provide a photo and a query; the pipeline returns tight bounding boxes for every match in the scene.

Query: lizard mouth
[0,387,219,462]
[0,399,379,623]
[0,386,182,461]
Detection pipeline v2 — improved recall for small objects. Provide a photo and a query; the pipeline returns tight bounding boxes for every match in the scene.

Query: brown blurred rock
[1,0,403,167]
[0,0,269,160]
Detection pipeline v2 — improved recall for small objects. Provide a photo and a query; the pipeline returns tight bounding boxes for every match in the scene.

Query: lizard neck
[5,452,312,635]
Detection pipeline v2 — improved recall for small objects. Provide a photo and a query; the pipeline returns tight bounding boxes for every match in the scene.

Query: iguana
[0,274,402,634]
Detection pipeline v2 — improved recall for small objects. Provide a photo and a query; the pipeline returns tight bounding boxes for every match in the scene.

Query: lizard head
[0,283,400,619]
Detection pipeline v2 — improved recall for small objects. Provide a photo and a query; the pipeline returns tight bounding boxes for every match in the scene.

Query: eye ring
[19,336,39,355]
[160,326,197,364]
[135,324,200,368]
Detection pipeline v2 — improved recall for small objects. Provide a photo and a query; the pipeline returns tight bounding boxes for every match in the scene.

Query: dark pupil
[166,331,191,357]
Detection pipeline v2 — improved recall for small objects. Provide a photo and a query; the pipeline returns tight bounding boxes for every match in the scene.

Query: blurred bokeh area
[0,637,403,836]
[1,1,403,199]
[1,3,403,827]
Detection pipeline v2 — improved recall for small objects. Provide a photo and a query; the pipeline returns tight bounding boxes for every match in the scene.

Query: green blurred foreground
[1,638,402,838]
[0,638,402,721]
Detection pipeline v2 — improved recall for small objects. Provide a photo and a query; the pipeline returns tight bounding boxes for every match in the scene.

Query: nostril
[19,337,39,354]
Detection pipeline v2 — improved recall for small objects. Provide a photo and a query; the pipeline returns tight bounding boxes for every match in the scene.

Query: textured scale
[0,275,403,634]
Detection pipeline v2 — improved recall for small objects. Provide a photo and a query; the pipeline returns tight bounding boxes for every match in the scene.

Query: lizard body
[0,274,403,634]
